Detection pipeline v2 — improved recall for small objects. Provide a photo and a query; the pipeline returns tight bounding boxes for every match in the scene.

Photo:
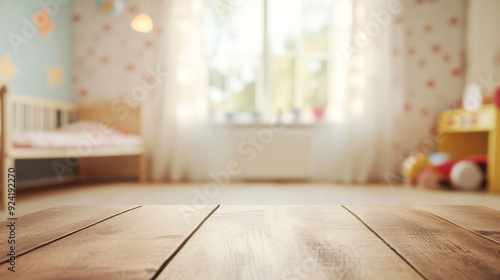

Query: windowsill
[210,120,325,127]
[208,111,332,127]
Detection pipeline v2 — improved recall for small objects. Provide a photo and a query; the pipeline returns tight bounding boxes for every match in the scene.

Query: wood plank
[345,206,500,280]
[0,205,217,279]
[0,205,139,263]
[420,205,500,244]
[157,206,422,280]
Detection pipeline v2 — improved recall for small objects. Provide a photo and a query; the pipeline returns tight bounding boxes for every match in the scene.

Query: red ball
[434,160,459,179]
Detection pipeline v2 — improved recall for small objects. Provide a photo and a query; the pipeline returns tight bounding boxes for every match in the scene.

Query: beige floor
[5,182,500,217]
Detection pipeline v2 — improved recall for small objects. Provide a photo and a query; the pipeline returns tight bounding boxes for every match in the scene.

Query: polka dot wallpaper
[392,0,467,156]
[73,0,163,103]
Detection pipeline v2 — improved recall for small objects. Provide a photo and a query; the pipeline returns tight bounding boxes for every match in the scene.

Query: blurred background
[1,0,500,215]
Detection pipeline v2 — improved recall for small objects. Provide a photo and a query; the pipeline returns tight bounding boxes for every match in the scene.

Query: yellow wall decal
[46,66,63,88]
[0,54,18,83]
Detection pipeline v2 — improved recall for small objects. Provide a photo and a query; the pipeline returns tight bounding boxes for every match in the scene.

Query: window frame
[206,0,335,122]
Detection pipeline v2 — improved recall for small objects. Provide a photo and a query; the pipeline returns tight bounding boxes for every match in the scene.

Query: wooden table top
[1,205,500,279]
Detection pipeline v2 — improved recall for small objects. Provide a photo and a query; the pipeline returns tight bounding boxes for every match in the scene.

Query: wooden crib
[0,86,147,209]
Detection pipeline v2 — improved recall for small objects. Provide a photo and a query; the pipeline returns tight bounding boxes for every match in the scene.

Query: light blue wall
[0,0,74,102]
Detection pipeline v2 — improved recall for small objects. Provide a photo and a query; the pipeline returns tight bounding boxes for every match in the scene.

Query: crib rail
[1,85,77,153]
[7,94,77,132]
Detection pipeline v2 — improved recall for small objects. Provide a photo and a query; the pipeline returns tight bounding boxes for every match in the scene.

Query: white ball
[450,161,484,190]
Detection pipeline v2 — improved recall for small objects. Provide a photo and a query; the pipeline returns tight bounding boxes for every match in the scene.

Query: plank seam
[0,205,142,265]
[341,206,428,280]
[150,205,221,280]
[417,207,500,246]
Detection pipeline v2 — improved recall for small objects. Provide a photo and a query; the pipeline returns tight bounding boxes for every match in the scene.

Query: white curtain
[312,0,404,182]
[466,0,500,91]
[144,0,208,182]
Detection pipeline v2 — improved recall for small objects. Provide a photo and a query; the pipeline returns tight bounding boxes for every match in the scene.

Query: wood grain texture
[420,205,500,244]
[0,205,138,264]
[157,206,422,280]
[345,206,500,280]
[0,205,217,280]
[77,100,141,135]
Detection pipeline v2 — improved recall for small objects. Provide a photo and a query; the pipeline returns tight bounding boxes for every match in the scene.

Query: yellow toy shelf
[438,104,500,192]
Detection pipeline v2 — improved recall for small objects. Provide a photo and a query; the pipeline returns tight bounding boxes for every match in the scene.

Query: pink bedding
[12,121,142,148]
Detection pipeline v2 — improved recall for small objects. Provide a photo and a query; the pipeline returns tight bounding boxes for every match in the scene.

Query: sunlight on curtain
[466,0,500,91]
[312,0,404,182]
[144,0,208,182]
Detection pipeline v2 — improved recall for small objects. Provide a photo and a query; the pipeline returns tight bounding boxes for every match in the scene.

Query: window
[205,0,334,122]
